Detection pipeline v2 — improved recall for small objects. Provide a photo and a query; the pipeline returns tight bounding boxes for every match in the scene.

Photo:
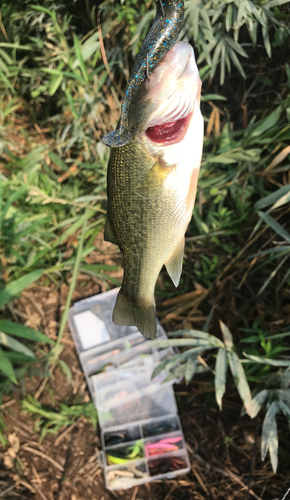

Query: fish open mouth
[145,113,192,145]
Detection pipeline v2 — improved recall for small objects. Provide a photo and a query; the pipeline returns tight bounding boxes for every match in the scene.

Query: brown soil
[0,274,289,500]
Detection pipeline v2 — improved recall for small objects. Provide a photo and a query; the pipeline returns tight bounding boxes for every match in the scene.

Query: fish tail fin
[113,289,157,339]
[102,129,132,148]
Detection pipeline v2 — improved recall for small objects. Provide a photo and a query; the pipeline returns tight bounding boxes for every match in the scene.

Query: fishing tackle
[145,436,183,456]
[107,463,148,487]
[106,440,144,465]
[104,427,140,447]
[103,0,184,147]
[143,419,179,438]
[148,455,188,475]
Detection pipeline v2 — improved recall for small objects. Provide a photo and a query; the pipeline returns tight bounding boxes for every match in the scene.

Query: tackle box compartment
[68,288,190,490]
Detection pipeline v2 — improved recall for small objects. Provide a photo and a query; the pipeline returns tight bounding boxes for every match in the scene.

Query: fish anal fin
[104,217,118,246]
[113,289,157,339]
[165,238,185,287]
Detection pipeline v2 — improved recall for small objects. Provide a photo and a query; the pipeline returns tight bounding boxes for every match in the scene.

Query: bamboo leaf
[152,345,214,379]
[276,400,290,425]
[185,356,197,384]
[227,350,252,415]
[219,321,233,349]
[0,331,35,358]
[215,348,227,410]
[247,390,269,419]
[243,353,290,367]
[171,329,224,347]
[150,338,218,349]
[261,402,279,473]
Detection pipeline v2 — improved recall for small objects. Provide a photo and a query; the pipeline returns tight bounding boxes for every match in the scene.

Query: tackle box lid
[68,287,167,354]
[68,288,178,429]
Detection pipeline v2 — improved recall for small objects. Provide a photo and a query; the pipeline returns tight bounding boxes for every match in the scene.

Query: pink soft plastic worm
[145,436,183,455]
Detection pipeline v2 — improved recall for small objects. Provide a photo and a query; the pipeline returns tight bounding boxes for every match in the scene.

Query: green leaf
[247,390,269,419]
[185,356,197,384]
[0,346,17,383]
[0,320,54,344]
[254,185,290,211]
[0,185,27,226]
[200,94,227,101]
[48,152,69,172]
[57,360,72,382]
[276,400,290,423]
[219,321,233,349]
[73,34,89,83]
[257,211,290,243]
[243,353,290,367]
[0,269,45,309]
[152,345,214,379]
[261,402,279,473]
[258,254,290,296]
[215,348,227,411]
[0,331,35,358]
[263,0,290,9]
[170,329,224,347]
[49,74,63,96]
[252,106,282,136]
[150,338,218,349]
[227,350,252,415]
[57,209,89,344]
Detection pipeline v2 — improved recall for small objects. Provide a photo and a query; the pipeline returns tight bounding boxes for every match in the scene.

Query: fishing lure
[106,440,144,464]
[145,436,183,456]
[102,0,184,147]
[148,455,188,475]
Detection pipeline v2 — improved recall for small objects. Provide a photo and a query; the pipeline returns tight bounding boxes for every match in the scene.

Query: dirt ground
[0,240,289,500]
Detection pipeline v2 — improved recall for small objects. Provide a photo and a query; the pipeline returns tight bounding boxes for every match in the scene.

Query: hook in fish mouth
[145,113,192,145]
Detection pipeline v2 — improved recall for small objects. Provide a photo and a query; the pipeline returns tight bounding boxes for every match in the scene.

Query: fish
[102,0,184,148]
[104,41,204,339]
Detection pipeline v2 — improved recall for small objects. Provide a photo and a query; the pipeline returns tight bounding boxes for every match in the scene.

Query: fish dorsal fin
[165,238,185,287]
[104,217,118,246]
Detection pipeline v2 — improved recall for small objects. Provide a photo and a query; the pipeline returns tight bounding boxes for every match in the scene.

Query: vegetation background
[0,0,290,499]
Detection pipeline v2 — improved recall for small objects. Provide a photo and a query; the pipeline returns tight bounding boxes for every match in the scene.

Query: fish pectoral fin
[165,238,185,287]
[140,160,174,195]
[104,217,118,246]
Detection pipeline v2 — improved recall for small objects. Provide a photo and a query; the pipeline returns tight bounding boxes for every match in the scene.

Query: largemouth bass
[104,41,204,339]
[102,0,184,148]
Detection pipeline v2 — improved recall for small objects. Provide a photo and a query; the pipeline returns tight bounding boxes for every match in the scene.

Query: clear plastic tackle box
[68,288,190,490]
